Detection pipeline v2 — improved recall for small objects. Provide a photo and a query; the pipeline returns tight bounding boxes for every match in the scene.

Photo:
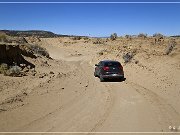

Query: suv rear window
[104,62,120,67]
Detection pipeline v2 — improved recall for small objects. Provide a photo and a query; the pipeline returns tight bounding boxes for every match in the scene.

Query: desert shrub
[165,39,177,55]
[153,33,164,44]
[153,33,164,39]
[110,33,118,40]
[72,36,81,40]
[28,44,50,58]
[83,37,89,40]
[93,38,104,44]
[5,65,22,77]
[122,52,133,63]
[125,35,131,39]
[8,66,22,76]
[0,63,9,74]
[97,49,109,55]
[106,38,109,42]
[97,50,104,55]
[0,64,22,76]
[0,33,8,42]
[138,33,147,39]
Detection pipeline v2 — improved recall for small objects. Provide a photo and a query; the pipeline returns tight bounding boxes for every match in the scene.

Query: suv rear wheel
[94,72,98,77]
[100,75,105,82]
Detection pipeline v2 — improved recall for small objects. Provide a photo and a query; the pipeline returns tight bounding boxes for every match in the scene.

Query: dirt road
[0,38,180,134]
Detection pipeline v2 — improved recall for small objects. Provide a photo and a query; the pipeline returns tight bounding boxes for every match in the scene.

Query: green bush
[110,33,118,40]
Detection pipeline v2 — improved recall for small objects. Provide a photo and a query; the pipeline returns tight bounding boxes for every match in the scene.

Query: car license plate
[112,74,117,76]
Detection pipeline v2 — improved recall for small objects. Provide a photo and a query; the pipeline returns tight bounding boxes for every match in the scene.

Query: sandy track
[0,38,179,135]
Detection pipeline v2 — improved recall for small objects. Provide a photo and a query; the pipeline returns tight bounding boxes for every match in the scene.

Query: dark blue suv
[94,60,125,82]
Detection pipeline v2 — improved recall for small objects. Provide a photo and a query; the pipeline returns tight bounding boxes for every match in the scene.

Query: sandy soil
[0,37,180,135]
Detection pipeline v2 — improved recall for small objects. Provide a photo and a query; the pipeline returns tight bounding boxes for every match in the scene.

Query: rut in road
[89,84,116,133]
[128,81,180,131]
[11,59,113,133]
[44,60,114,132]
[13,61,90,131]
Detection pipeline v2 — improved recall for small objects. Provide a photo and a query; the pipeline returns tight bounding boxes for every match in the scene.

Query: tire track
[79,60,115,133]
[89,83,116,133]
[127,81,180,131]
[74,59,116,133]
[44,59,111,133]
[12,60,91,132]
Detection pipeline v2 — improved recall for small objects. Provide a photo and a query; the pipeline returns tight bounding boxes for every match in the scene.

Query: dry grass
[26,44,50,58]
[97,36,180,63]
[0,63,8,74]
[93,38,104,44]
[72,36,81,40]
[165,39,177,55]
[0,33,8,42]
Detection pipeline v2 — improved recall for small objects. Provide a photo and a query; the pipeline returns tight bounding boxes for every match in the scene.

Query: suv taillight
[103,66,109,71]
[119,65,123,70]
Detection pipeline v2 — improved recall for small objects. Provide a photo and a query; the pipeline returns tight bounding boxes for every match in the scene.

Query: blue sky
[0,1,180,36]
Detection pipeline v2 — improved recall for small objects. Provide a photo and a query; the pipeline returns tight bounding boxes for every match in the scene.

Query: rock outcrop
[0,44,35,68]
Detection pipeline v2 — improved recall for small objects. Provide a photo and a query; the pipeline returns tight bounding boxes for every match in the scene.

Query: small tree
[153,33,164,39]
[138,33,147,39]
[125,35,131,39]
[110,33,118,40]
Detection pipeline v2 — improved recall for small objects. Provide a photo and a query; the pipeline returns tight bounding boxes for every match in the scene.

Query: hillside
[0,30,89,38]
